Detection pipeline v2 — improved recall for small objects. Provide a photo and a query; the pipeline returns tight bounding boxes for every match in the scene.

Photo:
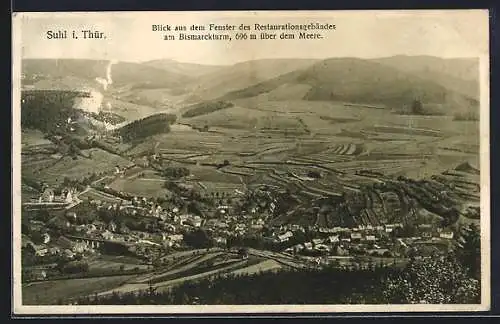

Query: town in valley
[20,54,482,306]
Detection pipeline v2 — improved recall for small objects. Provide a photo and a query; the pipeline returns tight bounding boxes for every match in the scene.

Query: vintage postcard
[11,10,490,314]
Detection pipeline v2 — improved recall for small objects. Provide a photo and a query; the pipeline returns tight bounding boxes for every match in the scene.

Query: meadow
[22,275,136,305]
[108,177,170,198]
[173,98,478,179]
[91,251,269,297]
[79,188,127,203]
[22,148,133,186]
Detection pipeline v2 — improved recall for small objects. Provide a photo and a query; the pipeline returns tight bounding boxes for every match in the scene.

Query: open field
[22,148,133,186]
[231,259,283,276]
[195,181,246,195]
[155,131,227,152]
[22,275,136,305]
[87,255,150,272]
[187,166,243,184]
[157,249,216,261]
[118,88,189,111]
[183,105,275,130]
[133,252,224,283]
[104,97,164,121]
[79,187,127,203]
[103,100,480,210]
[137,98,481,224]
[93,251,265,296]
[67,253,292,300]
[108,177,170,198]
[143,257,247,285]
[132,97,480,198]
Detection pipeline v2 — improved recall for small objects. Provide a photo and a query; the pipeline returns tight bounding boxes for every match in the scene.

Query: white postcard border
[11,10,491,315]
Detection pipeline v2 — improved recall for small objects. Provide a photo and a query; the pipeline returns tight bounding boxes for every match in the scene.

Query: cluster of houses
[23,216,189,267]
[34,199,272,258]
[417,224,455,239]
[261,222,456,258]
[204,216,266,236]
[23,232,95,261]
[23,179,459,278]
[285,238,351,256]
[89,197,167,220]
[313,223,455,240]
[25,187,78,206]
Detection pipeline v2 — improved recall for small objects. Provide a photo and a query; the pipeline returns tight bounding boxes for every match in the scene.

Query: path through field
[95,259,247,296]
[132,252,224,283]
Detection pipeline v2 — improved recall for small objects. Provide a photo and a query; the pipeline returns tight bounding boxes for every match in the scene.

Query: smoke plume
[106,60,118,86]
[89,60,118,113]
[95,60,118,91]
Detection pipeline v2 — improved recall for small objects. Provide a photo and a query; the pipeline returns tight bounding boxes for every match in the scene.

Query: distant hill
[222,57,478,114]
[22,59,109,85]
[143,59,224,78]
[22,59,190,91]
[111,61,190,88]
[184,58,319,101]
[372,55,479,83]
[21,59,193,121]
[372,55,479,99]
[21,56,481,121]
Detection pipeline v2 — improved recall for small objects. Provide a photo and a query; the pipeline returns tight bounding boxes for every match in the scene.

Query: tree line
[181,101,234,118]
[118,113,177,142]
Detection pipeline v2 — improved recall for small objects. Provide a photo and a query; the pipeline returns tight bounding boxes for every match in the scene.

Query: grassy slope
[372,55,479,99]
[143,59,224,78]
[22,275,136,305]
[184,59,319,102]
[222,57,478,114]
[22,59,190,89]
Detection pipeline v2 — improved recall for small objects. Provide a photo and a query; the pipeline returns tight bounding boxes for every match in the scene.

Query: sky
[13,10,489,65]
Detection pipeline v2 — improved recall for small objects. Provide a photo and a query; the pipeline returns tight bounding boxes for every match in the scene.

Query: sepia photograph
[12,10,490,314]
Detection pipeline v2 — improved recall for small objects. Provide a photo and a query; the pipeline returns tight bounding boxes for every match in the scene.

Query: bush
[382,256,480,304]
[161,167,190,179]
[62,261,89,274]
